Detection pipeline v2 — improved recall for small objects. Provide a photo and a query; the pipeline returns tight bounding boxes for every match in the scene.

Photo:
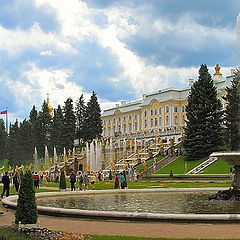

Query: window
[144,110,147,117]
[129,123,132,132]
[155,118,158,126]
[155,108,158,115]
[123,125,126,132]
[166,116,169,125]
[174,116,178,125]
[144,120,147,128]
[174,106,178,112]
[151,109,153,115]
[135,122,138,131]
[159,117,162,126]
[159,107,161,114]
[151,119,153,127]
[166,106,169,113]
[182,106,185,112]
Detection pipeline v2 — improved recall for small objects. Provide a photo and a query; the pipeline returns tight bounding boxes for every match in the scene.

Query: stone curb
[3,188,240,222]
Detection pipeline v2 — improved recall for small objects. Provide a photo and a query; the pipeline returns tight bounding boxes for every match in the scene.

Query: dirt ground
[1,203,240,239]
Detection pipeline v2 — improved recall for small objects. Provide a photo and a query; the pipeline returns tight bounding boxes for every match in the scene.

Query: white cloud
[0,23,74,55]
[40,50,54,56]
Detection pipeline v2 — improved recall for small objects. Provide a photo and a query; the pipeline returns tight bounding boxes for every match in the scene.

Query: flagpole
[6,108,8,134]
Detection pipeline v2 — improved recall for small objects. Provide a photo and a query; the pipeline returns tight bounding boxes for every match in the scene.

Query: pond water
[36,191,240,214]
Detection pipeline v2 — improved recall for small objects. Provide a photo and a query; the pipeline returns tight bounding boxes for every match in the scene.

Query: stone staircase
[186,157,218,175]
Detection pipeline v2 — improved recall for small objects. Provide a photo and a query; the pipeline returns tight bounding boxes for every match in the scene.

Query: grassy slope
[201,158,232,174]
[135,156,164,173]
[155,156,206,175]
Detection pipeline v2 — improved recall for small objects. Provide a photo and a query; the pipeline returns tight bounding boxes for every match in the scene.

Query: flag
[1,110,7,115]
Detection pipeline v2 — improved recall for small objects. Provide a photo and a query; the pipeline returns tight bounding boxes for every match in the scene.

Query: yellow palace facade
[101,65,234,142]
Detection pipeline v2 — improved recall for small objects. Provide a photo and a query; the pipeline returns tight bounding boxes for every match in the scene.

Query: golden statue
[214,64,222,76]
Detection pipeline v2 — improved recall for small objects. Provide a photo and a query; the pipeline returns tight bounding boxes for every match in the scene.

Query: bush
[15,170,38,224]
[59,170,66,189]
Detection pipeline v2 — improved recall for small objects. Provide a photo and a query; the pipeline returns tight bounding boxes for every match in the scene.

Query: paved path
[1,203,240,239]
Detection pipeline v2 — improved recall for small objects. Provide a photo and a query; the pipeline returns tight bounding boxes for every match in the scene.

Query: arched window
[144,110,147,117]
[159,117,162,126]
[155,108,158,115]
[155,118,158,126]
[174,116,178,125]
[166,116,169,125]
[144,120,147,128]
[166,106,169,113]
[174,106,178,112]
[151,119,153,127]
[151,109,153,115]
[159,107,162,114]
[135,122,138,131]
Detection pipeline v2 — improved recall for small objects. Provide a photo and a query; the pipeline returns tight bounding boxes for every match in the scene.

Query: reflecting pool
[36,191,240,214]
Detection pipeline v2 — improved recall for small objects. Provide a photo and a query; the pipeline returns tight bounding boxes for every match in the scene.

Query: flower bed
[18,227,85,240]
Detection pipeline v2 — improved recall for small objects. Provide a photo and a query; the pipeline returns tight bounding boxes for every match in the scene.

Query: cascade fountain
[90,141,96,171]
[63,147,66,163]
[33,147,38,172]
[44,145,50,169]
[53,147,57,163]
[96,140,102,170]
[86,142,90,172]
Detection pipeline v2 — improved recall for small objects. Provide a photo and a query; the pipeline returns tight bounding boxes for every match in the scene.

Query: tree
[183,64,223,160]
[0,119,7,161]
[75,94,86,145]
[15,170,38,224]
[7,120,20,165]
[83,91,102,141]
[224,69,240,150]
[29,105,39,150]
[38,101,52,157]
[18,120,34,164]
[59,170,66,189]
[63,98,76,151]
[50,105,65,155]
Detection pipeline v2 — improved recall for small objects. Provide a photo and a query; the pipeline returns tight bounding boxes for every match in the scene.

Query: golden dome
[46,94,53,115]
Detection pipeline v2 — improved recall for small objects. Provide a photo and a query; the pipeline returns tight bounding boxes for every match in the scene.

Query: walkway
[1,200,240,239]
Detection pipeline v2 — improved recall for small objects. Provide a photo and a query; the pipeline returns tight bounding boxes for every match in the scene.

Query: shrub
[59,170,66,189]
[15,170,38,224]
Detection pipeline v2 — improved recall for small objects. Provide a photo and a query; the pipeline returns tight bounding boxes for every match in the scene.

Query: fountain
[53,147,57,163]
[209,152,240,200]
[44,145,50,170]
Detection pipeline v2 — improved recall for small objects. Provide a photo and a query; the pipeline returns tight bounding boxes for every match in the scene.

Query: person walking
[78,171,84,190]
[1,172,10,198]
[114,173,120,189]
[83,171,89,190]
[120,172,126,189]
[70,170,76,191]
[13,171,20,193]
[33,172,40,188]
[90,171,96,190]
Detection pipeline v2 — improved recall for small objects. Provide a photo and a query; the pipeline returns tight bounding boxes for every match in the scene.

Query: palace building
[101,65,234,142]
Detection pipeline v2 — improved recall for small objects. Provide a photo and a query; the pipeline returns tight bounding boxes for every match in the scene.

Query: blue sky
[0,0,239,123]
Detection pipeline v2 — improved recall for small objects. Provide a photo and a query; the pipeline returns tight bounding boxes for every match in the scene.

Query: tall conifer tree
[63,98,76,150]
[183,64,223,160]
[8,120,19,165]
[0,119,7,161]
[51,105,65,154]
[224,69,240,150]
[75,94,86,144]
[83,91,102,141]
[38,100,52,157]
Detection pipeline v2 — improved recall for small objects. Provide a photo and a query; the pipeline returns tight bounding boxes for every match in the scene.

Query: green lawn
[135,156,164,173]
[201,158,232,174]
[44,180,230,190]
[155,156,206,175]
[0,159,8,173]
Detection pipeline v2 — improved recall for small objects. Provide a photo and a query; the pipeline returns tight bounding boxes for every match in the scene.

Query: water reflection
[36,191,240,214]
